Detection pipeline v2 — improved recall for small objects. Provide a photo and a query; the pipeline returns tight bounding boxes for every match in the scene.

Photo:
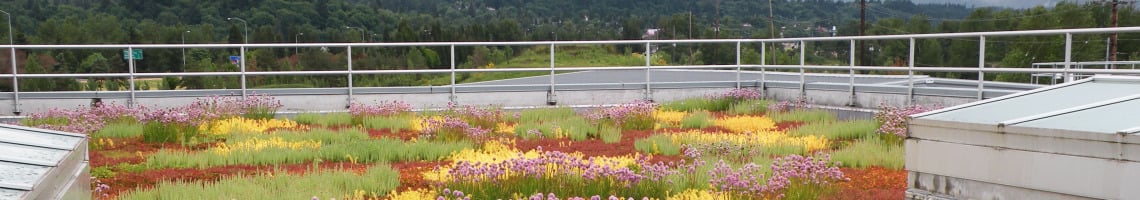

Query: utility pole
[769,0,776,38]
[860,0,867,66]
[1106,0,1135,68]
[715,0,721,39]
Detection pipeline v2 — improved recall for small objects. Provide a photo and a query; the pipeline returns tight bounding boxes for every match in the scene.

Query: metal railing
[4,27,1140,114]
[1030,61,1140,85]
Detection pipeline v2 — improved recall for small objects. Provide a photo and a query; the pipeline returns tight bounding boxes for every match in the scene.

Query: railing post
[346,46,354,108]
[978,36,986,100]
[547,43,557,105]
[1064,33,1074,83]
[127,46,136,107]
[9,43,18,115]
[908,38,915,105]
[799,40,806,99]
[449,45,457,103]
[735,41,742,89]
[645,42,652,101]
[240,46,247,99]
[849,39,857,106]
[760,42,767,96]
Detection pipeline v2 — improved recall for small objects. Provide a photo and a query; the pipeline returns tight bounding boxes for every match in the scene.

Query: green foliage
[782,183,839,200]
[620,115,657,131]
[768,109,836,123]
[144,129,472,169]
[831,135,905,169]
[142,122,198,144]
[118,165,400,200]
[660,156,773,193]
[160,77,182,90]
[788,119,879,140]
[517,107,578,123]
[599,125,623,144]
[728,99,773,115]
[92,122,144,138]
[91,166,116,179]
[444,175,675,199]
[680,111,714,129]
[20,54,81,91]
[661,98,730,112]
[114,163,148,173]
[19,116,68,128]
[511,107,637,141]
[361,115,414,132]
[634,134,681,156]
[514,117,594,141]
[253,83,317,89]
[294,112,353,127]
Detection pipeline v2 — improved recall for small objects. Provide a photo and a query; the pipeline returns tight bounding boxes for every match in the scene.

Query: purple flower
[875,103,939,137]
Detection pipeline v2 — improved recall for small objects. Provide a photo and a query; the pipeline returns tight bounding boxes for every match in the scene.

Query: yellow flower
[346,154,358,164]
[410,116,443,133]
[715,116,777,134]
[654,110,687,126]
[209,137,321,155]
[667,130,830,151]
[667,189,732,200]
[387,188,437,200]
[198,117,306,135]
[344,189,371,200]
[495,122,517,135]
[424,139,637,182]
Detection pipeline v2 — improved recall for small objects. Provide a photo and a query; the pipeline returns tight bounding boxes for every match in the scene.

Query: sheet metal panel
[923,81,1140,124]
[0,128,82,150]
[0,162,51,190]
[1017,99,1140,134]
[0,188,26,200]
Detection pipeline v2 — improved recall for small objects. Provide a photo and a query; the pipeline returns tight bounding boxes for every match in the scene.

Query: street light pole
[0,9,17,114]
[295,32,303,55]
[226,17,248,98]
[226,17,248,44]
[182,30,190,68]
[345,26,365,42]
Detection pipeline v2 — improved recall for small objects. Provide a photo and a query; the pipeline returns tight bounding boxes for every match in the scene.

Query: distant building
[642,29,660,39]
[642,29,662,54]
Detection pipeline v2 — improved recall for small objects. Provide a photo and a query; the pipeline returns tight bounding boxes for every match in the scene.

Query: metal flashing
[910,77,1093,118]
[999,93,1140,127]
[1119,127,1140,135]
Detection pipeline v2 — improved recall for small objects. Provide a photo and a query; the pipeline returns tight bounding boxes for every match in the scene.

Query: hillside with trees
[0,0,1135,91]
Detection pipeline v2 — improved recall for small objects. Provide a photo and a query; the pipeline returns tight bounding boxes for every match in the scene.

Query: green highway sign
[122,49,143,60]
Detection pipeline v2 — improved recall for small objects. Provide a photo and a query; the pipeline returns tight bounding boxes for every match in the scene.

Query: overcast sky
[906,0,1092,8]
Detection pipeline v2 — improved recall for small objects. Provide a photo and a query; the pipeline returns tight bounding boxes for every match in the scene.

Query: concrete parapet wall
[0,85,992,115]
[906,135,1140,199]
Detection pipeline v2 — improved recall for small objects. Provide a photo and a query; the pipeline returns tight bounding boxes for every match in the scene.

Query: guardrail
[4,27,1140,115]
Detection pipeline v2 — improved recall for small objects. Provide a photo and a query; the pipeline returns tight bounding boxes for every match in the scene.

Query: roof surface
[0,125,86,200]
[918,75,1140,134]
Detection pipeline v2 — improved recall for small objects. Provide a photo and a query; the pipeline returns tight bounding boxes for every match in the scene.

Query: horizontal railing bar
[4,27,1140,49]
[4,66,1140,79]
